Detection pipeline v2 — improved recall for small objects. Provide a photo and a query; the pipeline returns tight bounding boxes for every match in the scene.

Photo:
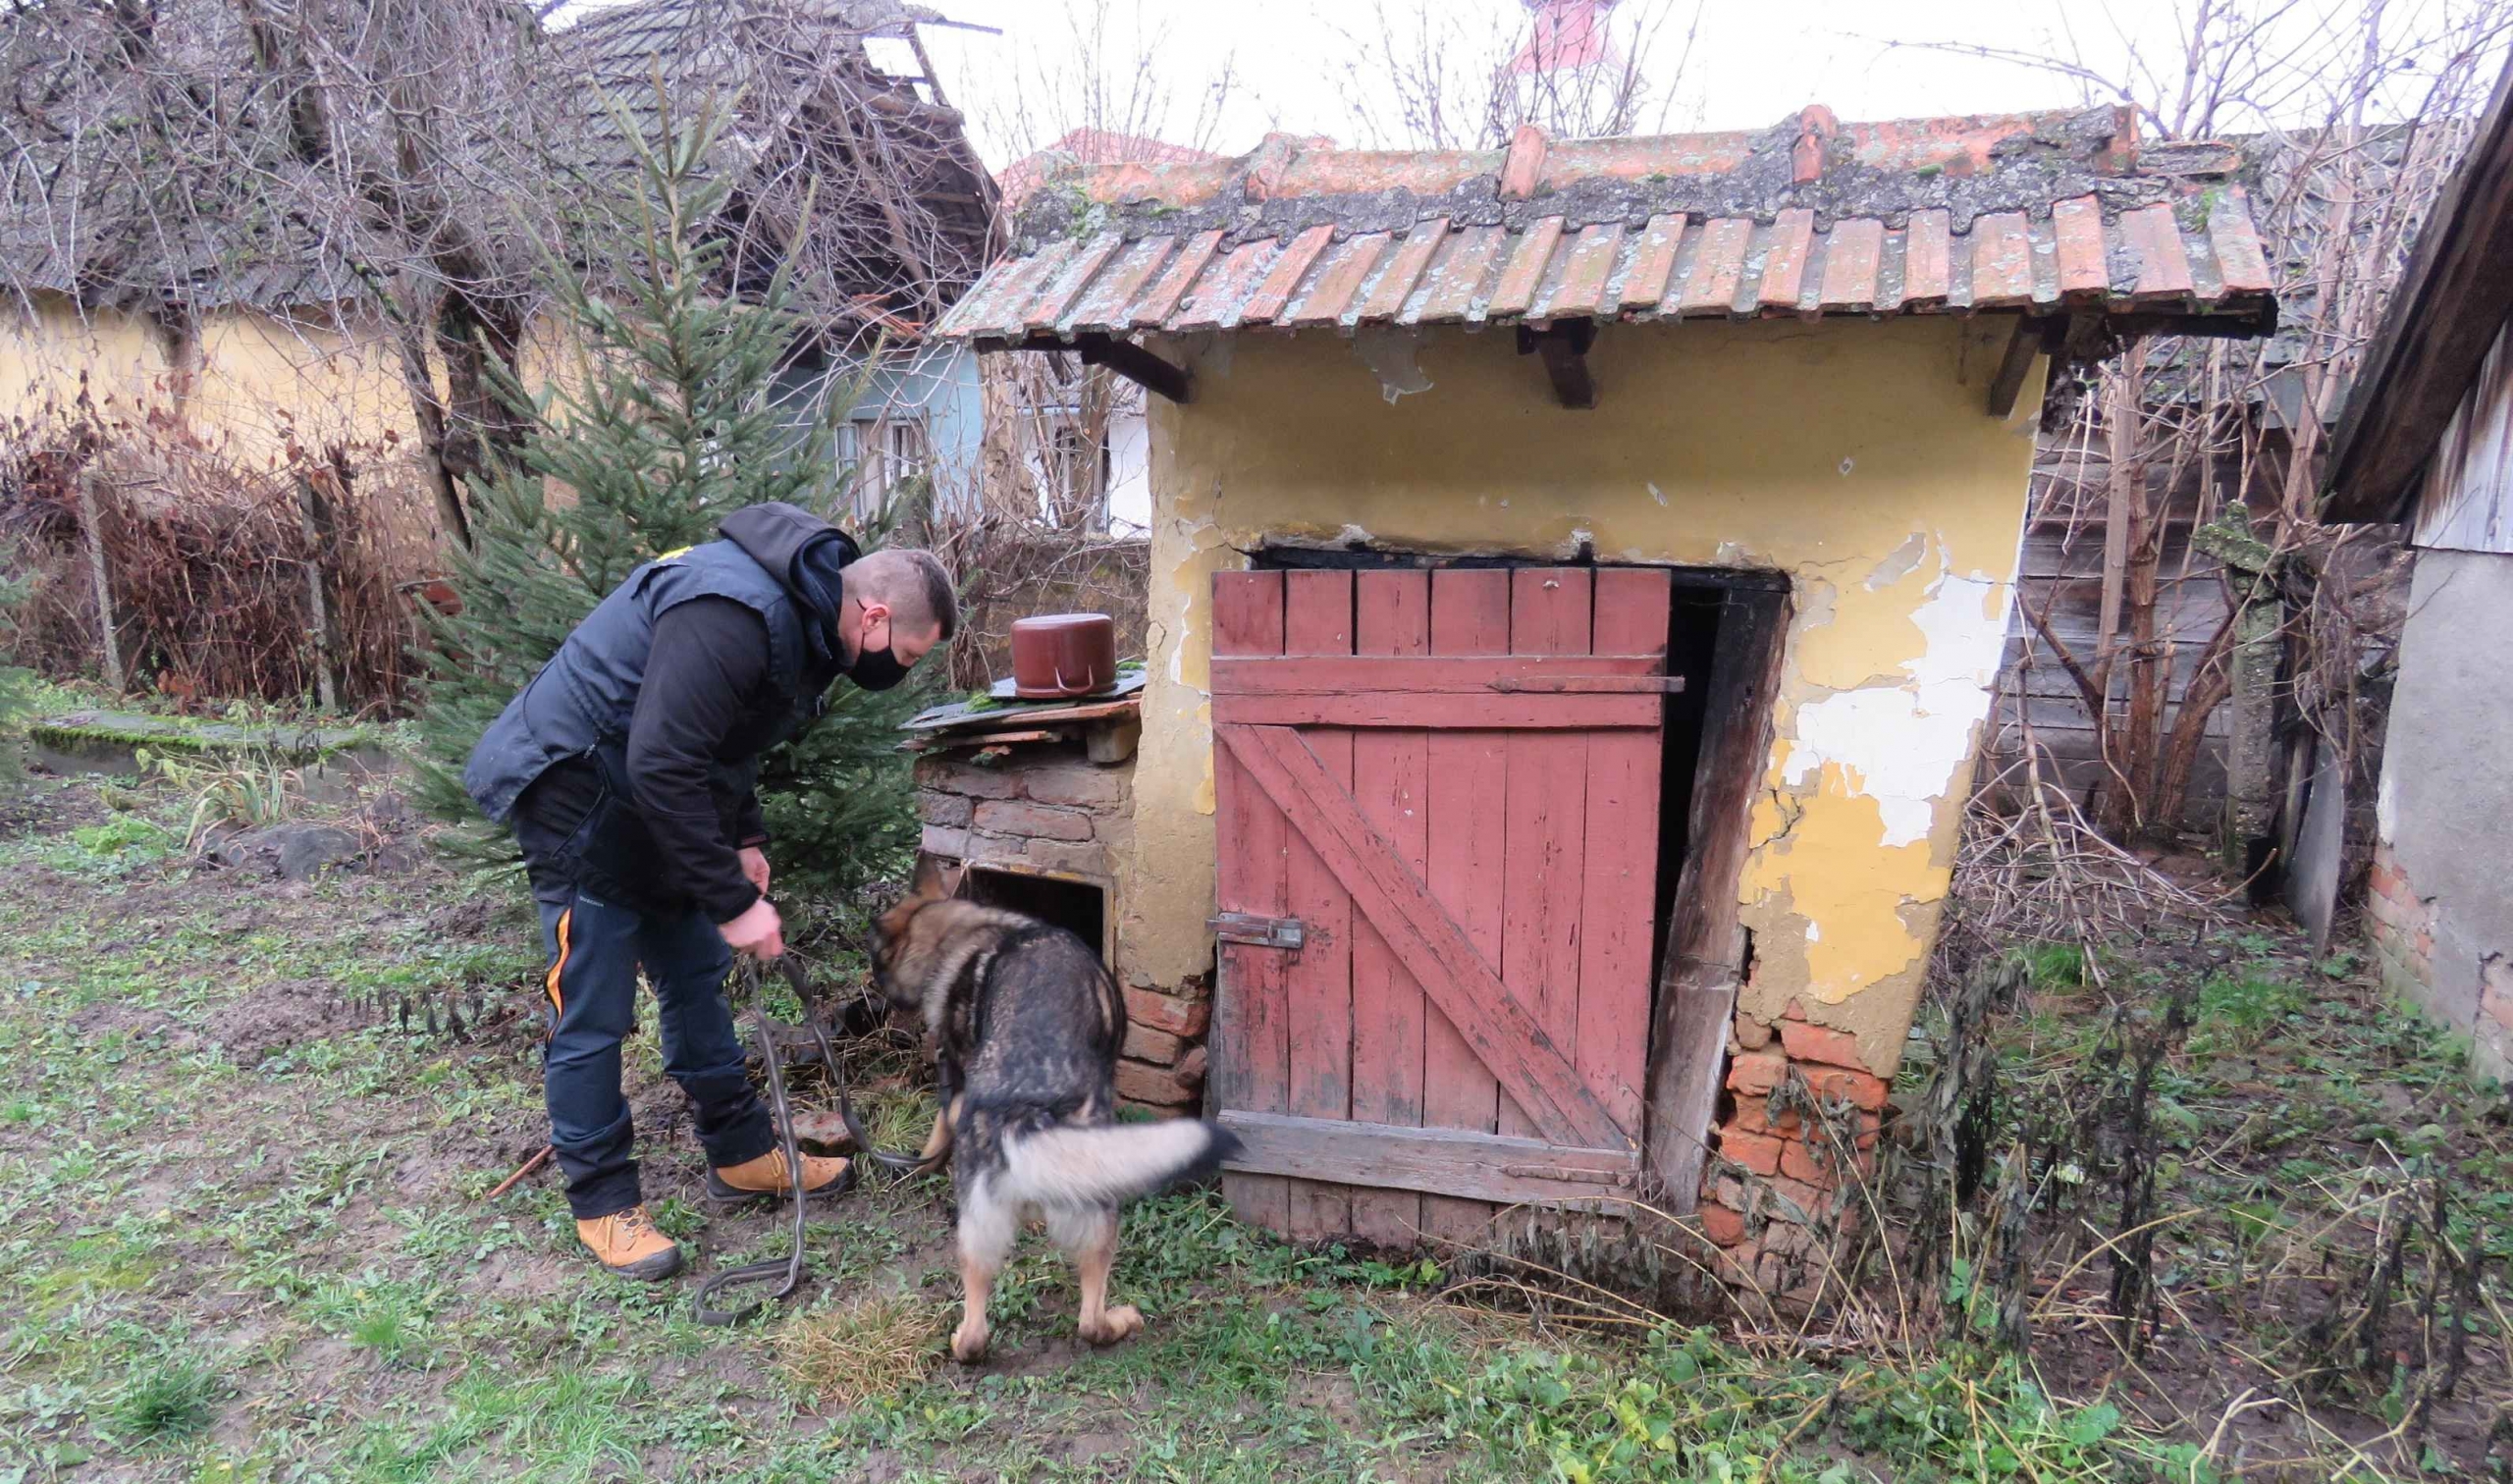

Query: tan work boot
[575,1204,683,1281]
[706,1148,854,1204]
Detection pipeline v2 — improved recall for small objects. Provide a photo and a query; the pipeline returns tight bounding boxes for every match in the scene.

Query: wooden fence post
[296,467,341,713]
[76,468,125,695]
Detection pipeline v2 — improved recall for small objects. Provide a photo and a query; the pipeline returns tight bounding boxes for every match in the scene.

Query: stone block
[1018,839,1110,876]
[974,799,1095,842]
[915,758,1022,798]
[918,790,973,828]
[920,823,970,860]
[1021,763,1129,809]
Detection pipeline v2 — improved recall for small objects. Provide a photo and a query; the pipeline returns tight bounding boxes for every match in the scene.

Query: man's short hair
[852,548,959,639]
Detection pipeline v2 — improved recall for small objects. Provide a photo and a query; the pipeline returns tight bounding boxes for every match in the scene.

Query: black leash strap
[690,955,935,1326]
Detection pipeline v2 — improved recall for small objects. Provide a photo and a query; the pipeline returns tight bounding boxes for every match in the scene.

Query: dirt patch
[68,998,201,1052]
[206,979,365,1065]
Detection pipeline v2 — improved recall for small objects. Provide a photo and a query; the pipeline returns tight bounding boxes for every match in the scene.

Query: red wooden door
[1208,566,1671,1244]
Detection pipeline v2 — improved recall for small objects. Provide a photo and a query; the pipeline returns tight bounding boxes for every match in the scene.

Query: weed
[111,1354,219,1442]
[2009,939,2085,991]
[2196,967,2306,1050]
[775,1291,948,1408]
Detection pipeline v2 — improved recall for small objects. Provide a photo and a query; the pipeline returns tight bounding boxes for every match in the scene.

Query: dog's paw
[950,1317,991,1364]
[1080,1303,1143,1347]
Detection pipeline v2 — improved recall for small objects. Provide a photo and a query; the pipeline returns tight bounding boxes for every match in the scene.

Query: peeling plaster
[1354,326,1433,403]
[1780,555,2010,849]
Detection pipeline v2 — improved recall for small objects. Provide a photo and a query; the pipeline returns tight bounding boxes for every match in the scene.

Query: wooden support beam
[1077,333,1193,403]
[1986,315,2045,418]
[1642,582,1791,1209]
[1517,319,1597,408]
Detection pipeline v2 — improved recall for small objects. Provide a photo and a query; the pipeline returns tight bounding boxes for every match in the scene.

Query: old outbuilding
[2323,57,2513,1080]
[926,107,2279,1274]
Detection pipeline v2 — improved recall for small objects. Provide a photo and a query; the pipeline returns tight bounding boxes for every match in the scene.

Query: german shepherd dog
[872,872,1239,1363]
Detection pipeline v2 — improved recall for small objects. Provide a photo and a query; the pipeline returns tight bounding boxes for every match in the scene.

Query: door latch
[1207,912,1306,949]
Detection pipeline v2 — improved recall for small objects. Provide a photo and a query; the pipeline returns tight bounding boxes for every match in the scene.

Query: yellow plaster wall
[2,294,424,467]
[1125,315,2041,1075]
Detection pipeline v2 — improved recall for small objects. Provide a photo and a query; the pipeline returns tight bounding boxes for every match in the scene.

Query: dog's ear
[907,853,958,903]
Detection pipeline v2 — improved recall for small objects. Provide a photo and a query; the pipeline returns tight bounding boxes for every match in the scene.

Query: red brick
[1766,1174,1834,1221]
[1719,1129,1784,1175]
[1733,1015,1774,1050]
[1125,987,1210,1038]
[1802,1067,1890,1111]
[972,799,1095,842]
[1781,1140,1872,1186]
[1779,1140,1827,1184]
[1114,1059,1193,1107]
[1726,1051,1787,1095]
[1697,1201,1747,1246]
[1781,1001,1808,1022]
[1175,1045,1207,1085]
[1777,1020,1870,1071]
[1123,1023,1185,1065]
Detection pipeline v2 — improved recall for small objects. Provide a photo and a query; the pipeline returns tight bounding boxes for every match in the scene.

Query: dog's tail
[994,1118,1242,1209]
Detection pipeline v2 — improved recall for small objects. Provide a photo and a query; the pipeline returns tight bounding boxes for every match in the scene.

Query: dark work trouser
[534,880,775,1220]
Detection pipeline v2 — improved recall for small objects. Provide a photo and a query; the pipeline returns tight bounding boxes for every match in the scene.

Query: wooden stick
[77,469,124,695]
[486,1144,553,1200]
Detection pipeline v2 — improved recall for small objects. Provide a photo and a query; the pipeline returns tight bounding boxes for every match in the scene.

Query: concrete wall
[1122,314,2041,1079]
[2370,548,2513,1078]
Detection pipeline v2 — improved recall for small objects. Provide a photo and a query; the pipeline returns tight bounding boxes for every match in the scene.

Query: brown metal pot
[1010,612,1117,699]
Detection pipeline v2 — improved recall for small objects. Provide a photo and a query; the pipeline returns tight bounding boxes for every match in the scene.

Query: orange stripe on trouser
[544,907,572,1034]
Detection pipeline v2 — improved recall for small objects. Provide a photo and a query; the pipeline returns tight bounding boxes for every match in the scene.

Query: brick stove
[904,676,1208,1116]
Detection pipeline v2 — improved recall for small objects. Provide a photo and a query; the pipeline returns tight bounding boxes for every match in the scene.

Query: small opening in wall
[964,867,1107,965]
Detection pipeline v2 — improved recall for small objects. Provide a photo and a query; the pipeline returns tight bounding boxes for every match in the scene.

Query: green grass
[0,773,2492,1480]
[109,1354,220,1444]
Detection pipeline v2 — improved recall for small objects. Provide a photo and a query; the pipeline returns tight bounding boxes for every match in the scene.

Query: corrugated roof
[937,106,2277,345]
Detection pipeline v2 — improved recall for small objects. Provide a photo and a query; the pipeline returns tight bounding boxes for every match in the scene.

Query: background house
[2323,57,2513,1079]
[933,108,2278,1277]
[0,0,993,699]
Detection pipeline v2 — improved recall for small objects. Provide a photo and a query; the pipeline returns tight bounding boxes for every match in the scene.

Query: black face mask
[847,642,911,691]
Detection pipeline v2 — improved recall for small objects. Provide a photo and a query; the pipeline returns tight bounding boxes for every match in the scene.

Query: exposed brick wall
[2364,841,2435,1000]
[912,741,1210,1117]
[1696,1002,1889,1298]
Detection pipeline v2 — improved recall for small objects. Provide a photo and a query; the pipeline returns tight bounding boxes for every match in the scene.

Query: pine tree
[412,89,926,895]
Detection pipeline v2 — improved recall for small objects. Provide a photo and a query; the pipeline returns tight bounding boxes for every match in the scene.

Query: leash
[691,954,935,1326]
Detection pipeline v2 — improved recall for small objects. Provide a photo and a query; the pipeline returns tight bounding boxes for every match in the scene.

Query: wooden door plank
[1500,568,1591,1142]
[1422,567,1510,1243]
[1281,569,1356,1241]
[1579,568,1670,1138]
[1645,583,1791,1209]
[1210,569,1290,1231]
[1348,569,1430,1247]
[1212,692,1663,728]
[1220,1110,1638,1210]
[1219,723,1629,1152]
[1211,654,1662,693]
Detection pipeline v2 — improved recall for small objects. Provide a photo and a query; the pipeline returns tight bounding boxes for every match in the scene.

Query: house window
[840,414,931,517]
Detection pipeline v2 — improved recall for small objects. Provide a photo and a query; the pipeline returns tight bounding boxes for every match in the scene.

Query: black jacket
[489,504,857,922]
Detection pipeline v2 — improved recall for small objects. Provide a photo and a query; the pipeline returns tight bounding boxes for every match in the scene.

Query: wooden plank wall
[1982,444,2240,827]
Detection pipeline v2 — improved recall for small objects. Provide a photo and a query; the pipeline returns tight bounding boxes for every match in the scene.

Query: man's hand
[738,846,771,896]
[719,897,784,959]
